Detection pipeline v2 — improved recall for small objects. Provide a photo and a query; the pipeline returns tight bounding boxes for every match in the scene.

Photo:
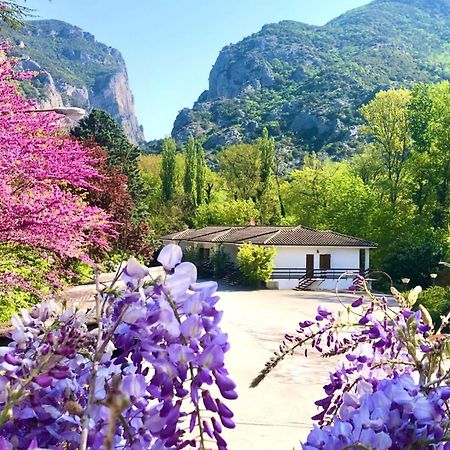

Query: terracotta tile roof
[160,227,233,242]
[160,226,377,248]
[214,226,281,243]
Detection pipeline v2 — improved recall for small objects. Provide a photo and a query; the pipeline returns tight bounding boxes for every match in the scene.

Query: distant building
[160,226,377,290]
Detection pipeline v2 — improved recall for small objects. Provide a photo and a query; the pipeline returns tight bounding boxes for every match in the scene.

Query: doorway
[306,254,314,277]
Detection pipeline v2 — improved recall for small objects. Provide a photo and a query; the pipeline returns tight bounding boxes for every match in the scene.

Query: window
[319,254,331,270]
[198,247,210,261]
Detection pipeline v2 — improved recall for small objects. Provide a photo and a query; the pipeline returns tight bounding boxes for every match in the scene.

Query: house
[160,226,377,290]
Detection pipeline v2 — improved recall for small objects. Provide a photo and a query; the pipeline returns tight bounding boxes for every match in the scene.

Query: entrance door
[359,249,366,275]
[306,254,314,278]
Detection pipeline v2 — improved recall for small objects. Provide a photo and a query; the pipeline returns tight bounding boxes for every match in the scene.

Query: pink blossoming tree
[0,44,110,261]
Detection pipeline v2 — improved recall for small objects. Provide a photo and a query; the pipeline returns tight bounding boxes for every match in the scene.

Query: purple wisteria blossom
[303,374,450,450]
[0,245,236,449]
[253,275,450,449]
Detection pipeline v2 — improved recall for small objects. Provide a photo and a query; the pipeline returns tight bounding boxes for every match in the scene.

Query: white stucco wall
[162,240,370,291]
[272,246,361,271]
[271,246,365,291]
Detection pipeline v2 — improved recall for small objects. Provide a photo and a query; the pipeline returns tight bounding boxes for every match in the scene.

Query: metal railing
[270,268,369,280]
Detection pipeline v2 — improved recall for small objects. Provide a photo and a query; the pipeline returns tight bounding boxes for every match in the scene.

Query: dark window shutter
[319,254,331,270]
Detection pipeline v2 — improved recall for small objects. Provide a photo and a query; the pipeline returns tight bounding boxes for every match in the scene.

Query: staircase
[294,276,316,291]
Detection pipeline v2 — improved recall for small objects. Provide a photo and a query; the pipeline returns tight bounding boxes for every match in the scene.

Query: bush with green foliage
[65,259,95,285]
[236,243,276,286]
[209,247,232,279]
[194,199,259,228]
[416,286,450,330]
[0,244,62,323]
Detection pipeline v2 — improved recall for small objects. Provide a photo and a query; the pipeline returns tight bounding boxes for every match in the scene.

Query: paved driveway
[218,288,359,450]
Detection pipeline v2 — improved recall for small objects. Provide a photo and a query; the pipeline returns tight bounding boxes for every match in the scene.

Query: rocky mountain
[0,20,144,144]
[171,0,450,162]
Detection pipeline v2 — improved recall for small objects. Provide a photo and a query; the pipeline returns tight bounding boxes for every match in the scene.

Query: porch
[269,267,371,291]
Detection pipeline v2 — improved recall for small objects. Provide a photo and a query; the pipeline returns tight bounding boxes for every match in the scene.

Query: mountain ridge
[170,0,450,163]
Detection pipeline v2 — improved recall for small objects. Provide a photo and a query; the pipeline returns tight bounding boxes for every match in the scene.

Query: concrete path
[219,289,359,450]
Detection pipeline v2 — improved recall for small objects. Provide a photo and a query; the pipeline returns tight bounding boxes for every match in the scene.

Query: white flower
[157,244,182,271]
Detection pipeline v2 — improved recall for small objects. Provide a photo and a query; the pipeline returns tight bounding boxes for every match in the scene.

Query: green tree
[321,164,375,237]
[370,210,446,287]
[282,160,375,237]
[72,109,144,203]
[409,82,450,228]
[255,128,279,224]
[257,128,275,196]
[236,243,276,286]
[0,1,31,29]
[183,137,197,205]
[281,154,328,228]
[217,143,261,200]
[196,142,206,205]
[194,199,259,228]
[161,138,176,203]
[360,89,412,206]
[351,144,384,187]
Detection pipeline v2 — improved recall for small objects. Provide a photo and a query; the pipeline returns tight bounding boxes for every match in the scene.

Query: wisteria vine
[252,275,450,449]
[0,244,236,449]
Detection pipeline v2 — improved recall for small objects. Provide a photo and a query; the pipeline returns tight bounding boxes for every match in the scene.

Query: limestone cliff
[1,20,144,144]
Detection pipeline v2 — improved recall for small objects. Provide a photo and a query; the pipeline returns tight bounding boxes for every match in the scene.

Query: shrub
[0,244,62,323]
[210,246,232,278]
[65,259,95,285]
[236,243,276,286]
[415,285,450,329]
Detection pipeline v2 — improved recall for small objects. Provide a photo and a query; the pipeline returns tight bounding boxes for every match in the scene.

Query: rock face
[171,0,450,161]
[1,20,143,144]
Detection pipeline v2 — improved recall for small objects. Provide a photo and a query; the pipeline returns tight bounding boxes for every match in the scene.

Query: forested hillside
[171,0,450,164]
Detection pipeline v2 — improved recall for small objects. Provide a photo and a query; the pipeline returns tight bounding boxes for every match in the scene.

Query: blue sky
[19,0,371,140]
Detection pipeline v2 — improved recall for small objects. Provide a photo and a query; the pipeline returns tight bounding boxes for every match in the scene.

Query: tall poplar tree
[183,137,197,206]
[161,138,176,203]
[258,127,275,194]
[196,143,207,206]
[360,90,412,207]
[257,128,278,222]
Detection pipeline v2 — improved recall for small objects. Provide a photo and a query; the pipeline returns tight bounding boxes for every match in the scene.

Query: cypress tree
[161,138,176,203]
[259,127,275,194]
[196,142,206,205]
[71,109,144,203]
[183,137,197,205]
